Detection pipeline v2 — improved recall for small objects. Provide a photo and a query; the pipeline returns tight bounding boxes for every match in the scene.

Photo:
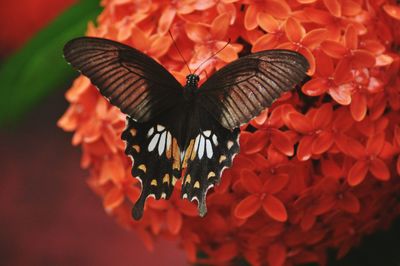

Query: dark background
[0,87,187,265]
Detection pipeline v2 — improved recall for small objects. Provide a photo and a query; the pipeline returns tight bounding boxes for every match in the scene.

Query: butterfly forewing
[197,50,309,129]
[63,37,184,122]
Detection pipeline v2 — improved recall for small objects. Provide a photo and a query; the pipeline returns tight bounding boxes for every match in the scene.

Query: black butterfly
[63,37,309,220]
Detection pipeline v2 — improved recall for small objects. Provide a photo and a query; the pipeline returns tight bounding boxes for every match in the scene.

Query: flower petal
[211,13,230,40]
[369,159,390,181]
[270,128,294,156]
[234,195,262,219]
[244,5,258,30]
[301,28,328,50]
[339,192,360,213]
[312,131,334,154]
[158,7,176,35]
[366,133,385,155]
[185,22,209,43]
[167,208,183,235]
[321,40,347,58]
[351,50,376,68]
[252,34,280,51]
[257,12,280,32]
[383,4,400,20]
[347,160,368,186]
[267,243,287,266]
[350,92,367,121]
[302,77,330,96]
[262,194,288,222]
[344,24,358,50]
[323,0,341,17]
[240,169,263,193]
[264,174,289,194]
[329,83,352,105]
[285,17,305,43]
[313,103,333,129]
[287,112,313,133]
[297,135,314,161]
[103,187,124,212]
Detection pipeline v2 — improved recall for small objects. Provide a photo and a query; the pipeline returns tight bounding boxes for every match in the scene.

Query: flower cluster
[58,0,400,265]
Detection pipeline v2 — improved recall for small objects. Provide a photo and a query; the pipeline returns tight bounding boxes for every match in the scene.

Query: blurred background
[0,0,186,265]
[0,0,399,265]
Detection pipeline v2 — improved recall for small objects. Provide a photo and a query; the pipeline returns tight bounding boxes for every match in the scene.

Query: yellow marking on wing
[172,176,178,185]
[207,172,216,179]
[163,174,170,185]
[185,174,191,185]
[219,155,227,163]
[138,164,147,173]
[182,138,195,169]
[132,145,140,153]
[194,181,200,188]
[151,179,157,186]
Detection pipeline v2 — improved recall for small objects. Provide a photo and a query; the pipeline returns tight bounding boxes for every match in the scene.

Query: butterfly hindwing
[122,118,182,219]
[197,49,309,129]
[63,37,184,122]
[180,111,240,216]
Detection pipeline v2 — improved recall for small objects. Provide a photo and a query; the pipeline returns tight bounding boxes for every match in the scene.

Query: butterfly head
[186,74,200,88]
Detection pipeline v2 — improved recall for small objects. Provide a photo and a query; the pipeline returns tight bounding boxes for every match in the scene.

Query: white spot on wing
[148,133,160,152]
[157,124,165,131]
[204,130,211,137]
[212,134,218,146]
[206,139,213,159]
[158,131,166,155]
[198,135,205,159]
[147,127,154,137]
[227,140,234,149]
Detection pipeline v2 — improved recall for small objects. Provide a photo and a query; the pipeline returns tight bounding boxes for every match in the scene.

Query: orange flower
[185,13,242,73]
[59,0,400,265]
[302,50,354,105]
[234,165,288,221]
[346,133,390,186]
[283,103,334,161]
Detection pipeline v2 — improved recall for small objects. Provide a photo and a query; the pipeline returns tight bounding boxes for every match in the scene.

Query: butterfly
[63,37,309,220]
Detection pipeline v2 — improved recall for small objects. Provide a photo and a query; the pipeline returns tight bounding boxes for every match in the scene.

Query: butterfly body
[63,37,309,220]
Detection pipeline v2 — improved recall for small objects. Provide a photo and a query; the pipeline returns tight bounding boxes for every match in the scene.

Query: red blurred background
[0,1,186,265]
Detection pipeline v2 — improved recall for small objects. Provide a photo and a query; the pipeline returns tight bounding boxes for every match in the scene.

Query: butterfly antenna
[168,30,191,74]
[193,38,231,75]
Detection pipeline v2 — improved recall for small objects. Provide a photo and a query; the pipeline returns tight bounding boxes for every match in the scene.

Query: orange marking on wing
[132,145,140,152]
[172,138,181,170]
[182,138,195,169]
[130,128,137,136]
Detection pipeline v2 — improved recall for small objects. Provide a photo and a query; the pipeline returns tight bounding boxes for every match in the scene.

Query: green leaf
[0,0,102,127]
